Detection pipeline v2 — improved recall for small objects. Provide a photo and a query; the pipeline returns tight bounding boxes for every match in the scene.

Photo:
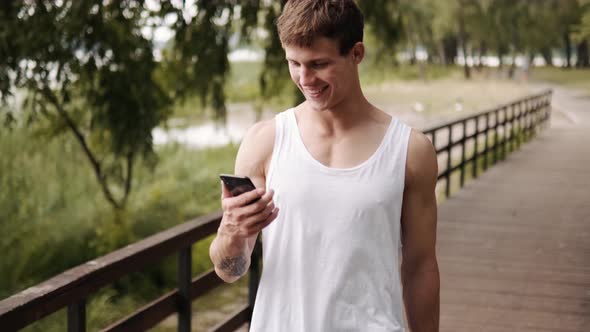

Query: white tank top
[250,108,412,332]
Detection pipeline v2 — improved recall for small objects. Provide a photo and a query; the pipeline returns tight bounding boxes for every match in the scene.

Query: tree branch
[40,86,122,210]
[122,151,134,207]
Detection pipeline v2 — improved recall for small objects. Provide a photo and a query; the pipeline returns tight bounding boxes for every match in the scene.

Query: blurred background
[1,0,589,330]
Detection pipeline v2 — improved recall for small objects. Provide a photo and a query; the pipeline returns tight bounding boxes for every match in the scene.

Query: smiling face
[285,37,364,112]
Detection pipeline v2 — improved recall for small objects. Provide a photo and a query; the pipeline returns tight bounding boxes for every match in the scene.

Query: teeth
[307,86,326,95]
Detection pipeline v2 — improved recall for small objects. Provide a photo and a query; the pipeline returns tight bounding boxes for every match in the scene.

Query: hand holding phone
[219,174,257,197]
[217,174,279,239]
[212,175,278,283]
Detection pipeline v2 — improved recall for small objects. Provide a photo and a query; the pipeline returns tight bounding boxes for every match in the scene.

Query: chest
[299,128,388,169]
[274,167,403,220]
[269,167,405,249]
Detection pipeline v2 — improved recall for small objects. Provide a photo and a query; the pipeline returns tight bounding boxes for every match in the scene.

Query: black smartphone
[219,174,257,197]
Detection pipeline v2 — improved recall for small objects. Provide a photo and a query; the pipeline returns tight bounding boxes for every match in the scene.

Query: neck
[301,88,381,133]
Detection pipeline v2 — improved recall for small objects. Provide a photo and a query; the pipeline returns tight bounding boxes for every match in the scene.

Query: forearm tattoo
[219,255,248,277]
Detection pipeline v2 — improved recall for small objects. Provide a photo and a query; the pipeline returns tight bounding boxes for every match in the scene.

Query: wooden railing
[0,90,552,332]
[425,89,552,198]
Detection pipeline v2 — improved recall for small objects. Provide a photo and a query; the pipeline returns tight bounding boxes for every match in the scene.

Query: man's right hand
[218,181,278,243]
[210,181,278,282]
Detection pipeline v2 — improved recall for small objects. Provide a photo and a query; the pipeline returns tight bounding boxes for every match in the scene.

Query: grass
[0,122,240,330]
[360,61,462,85]
[530,66,590,96]
[365,75,534,123]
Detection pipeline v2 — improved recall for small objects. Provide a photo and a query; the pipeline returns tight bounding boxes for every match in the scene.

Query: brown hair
[277,0,364,55]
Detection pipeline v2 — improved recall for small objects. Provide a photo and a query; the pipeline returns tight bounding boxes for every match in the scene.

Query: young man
[209,1,440,331]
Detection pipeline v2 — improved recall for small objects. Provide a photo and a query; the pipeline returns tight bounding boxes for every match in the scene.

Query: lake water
[152,103,275,149]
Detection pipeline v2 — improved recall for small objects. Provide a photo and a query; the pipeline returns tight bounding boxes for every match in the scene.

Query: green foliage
[227,61,264,102]
[358,0,403,57]
[157,1,262,124]
[359,63,458,85]
[0,122,236,301]
[573,1,590,42]
[0,1,172,210]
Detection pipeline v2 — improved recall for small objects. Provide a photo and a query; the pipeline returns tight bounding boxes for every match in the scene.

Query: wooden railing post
[431,130,437,152]
[524,100,531,142]
[512,105,516,151]
[178,247,192,332]
[473,116,479,179]
[546,94,552,127]
[460,119,467,188]
[502,107,508,160]
[446,125,453,197]
[493,109,499,164]
[535,100,539,134]
[484,113,489,170]
[248,239,262,321]
[68,299,86,332]
[517,102,523,148]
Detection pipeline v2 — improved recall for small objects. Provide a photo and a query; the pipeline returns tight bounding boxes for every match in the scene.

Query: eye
[312,62,328,69]
[288,60,300,67]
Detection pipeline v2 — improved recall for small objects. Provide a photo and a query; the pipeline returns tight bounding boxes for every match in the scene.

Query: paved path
[437,84,590,331]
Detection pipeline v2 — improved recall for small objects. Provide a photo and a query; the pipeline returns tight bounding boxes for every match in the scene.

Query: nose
[299,66,316,86]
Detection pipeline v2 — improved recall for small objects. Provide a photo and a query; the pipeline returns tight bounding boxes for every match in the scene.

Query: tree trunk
[41,87,124,211]
[564,32,572,68]
[477,41,487,69]
[426,43,436,64]
[508,53,517,79]
[576,40,589,67]
[443,35,458,66]
[409,41,417,65]
[540,47,553,66]
[438,41,447,65]
[458,11,471,79]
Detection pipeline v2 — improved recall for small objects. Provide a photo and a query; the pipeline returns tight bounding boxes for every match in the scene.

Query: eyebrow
[286,57,331,63]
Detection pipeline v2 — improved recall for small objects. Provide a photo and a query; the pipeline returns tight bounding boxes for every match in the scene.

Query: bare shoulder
[405,129,438,188]
[234,118,276,183]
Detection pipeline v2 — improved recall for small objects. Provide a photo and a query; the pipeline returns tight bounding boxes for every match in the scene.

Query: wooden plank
[208,304,250,332]
[437,124,590,331]
[441,304,588,331]
[102,270,224,332]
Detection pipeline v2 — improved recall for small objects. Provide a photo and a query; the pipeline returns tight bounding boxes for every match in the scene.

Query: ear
[351,42,365,64]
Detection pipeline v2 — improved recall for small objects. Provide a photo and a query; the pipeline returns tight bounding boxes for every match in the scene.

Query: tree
[573,0,590,66]
[0,1,172,211]
[258,0,301,111]
[551,0,583,68]
[430,1,459,65]
[157,1,261,124]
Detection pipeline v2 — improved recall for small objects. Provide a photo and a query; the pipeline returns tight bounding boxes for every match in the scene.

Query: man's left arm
[401,129,440,332]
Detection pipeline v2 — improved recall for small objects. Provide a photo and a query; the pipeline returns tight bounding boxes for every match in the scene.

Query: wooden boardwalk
[437,87,590,331]
[224,86,590,332]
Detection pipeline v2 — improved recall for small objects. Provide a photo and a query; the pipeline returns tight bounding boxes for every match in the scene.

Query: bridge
[1,88,588,331]
[436,86,590,331]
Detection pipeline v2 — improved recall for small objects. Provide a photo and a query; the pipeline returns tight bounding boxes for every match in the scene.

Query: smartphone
[220,174,257,197]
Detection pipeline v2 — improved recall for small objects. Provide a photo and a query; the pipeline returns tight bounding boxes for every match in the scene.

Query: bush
[0,123,238,329]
